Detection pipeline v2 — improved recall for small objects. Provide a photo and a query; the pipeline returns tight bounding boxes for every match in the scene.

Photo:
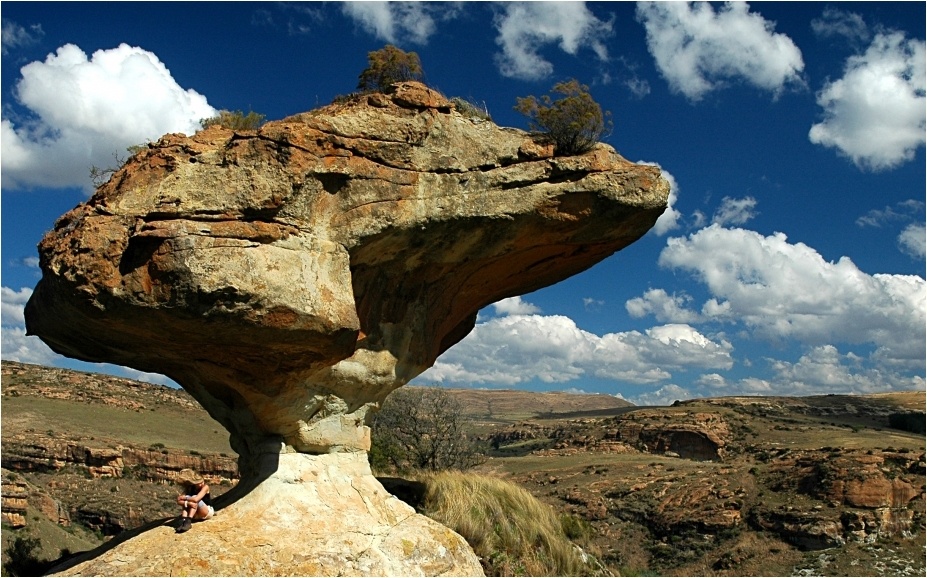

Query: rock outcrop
[26,82,668,575]
[1,434,238,484]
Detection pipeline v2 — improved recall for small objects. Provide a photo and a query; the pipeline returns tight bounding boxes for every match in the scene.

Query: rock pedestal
[27,82,669,575]
[52,451,482,576]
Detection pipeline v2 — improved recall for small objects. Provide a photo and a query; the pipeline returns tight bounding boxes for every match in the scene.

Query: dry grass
[417,471,599,576]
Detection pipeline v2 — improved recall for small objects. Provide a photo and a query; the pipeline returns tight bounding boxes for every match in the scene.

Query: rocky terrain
[2,361,924,576]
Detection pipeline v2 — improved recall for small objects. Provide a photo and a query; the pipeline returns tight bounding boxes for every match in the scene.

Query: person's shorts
[196,502,215,520]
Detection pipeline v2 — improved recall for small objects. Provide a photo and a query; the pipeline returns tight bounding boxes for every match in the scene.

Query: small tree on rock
[357,44,424,92]
[515,79,612,156]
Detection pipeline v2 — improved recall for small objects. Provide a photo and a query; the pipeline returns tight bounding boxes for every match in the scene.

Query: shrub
[450,97,492,122]
[515,79,612,156]
[357,44,423,92]
[2,534,48,577]
[200,109,266,130]
[419,471,598,576]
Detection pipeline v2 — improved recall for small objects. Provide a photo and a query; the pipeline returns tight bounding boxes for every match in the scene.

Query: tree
[357,44,424,92]
[514,79,612,156]
[200,109,266,130]
[370,386,485,473]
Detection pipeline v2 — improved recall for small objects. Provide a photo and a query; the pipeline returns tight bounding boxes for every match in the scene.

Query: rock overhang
[25,81,670,460]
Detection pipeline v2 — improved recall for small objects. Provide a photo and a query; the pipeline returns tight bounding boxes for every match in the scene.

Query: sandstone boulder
[27,82,668,575]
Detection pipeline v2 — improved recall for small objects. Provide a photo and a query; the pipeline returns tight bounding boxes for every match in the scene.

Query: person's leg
[177,501,197,532]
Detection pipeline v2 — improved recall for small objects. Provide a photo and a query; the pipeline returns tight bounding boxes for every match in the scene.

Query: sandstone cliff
[25,82,669,576]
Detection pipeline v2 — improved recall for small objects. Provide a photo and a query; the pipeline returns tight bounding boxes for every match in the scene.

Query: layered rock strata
[27,82,669,575]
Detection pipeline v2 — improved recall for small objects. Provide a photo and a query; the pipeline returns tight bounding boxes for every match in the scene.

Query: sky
[1,1,924,406]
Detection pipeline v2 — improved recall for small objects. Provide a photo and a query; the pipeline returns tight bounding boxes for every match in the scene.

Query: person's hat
[176,469,204,486]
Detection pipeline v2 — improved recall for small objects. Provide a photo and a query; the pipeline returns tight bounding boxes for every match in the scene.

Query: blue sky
[1,2,924,405]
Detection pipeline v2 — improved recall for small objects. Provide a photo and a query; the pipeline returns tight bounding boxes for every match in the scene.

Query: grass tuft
[417,471,599,576]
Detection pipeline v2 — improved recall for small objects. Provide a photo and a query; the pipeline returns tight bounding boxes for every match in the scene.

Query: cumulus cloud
[1,43,215,191]
[636,1,805,101]
[809,32,926,171]
[898,223,926,259]
[626,288,702,324]
[493,2,613,80]
[493,296,541,316]
[768,345,924,395]
[638,161,680,235]
[419,313,732,387]
[712,196,758,226]
[341,2,458,45]
[651,225,926,365]
[1,20,43,55]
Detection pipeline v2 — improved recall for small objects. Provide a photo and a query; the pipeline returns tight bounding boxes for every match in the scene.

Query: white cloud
[1,325,61,366]
[1,20,43,55]
[582,297,604,312]
[625,77,651,99]
[636,1,805,101]
[856,199,924,228]
[712,196,758,226]
[2,43,215,191]
[493,2,613,80]
[637,161,680,235]
[695,372,729,390]
[809,32,926,171]
[898,223,926,259]
[419,314,732,387]
[341,2,457,45]
[1,287,32,326]
[768,345,924,396]
[811,7,870,45]
[624,383,693,406]
[653,225,926,365]
[493,296,542,316]
[626,288,701,323]
[1,286,60,365]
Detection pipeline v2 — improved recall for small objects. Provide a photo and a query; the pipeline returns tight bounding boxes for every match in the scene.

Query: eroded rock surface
[26,82,668,575]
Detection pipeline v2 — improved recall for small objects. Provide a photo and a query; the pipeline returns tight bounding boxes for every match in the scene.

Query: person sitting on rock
[175,468,213,533]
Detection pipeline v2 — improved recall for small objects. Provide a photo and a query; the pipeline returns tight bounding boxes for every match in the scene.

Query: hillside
[1,361,924,576]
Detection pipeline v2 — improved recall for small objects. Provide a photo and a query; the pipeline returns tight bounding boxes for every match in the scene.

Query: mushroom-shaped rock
[28,82,669,576]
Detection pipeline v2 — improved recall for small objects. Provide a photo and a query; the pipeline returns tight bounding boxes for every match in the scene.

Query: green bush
[515,79,612,156]
[200,109,266,131]
[357,44,424,92]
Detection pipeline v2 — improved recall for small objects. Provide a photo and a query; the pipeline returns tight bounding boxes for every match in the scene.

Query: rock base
[50,452,484,577]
